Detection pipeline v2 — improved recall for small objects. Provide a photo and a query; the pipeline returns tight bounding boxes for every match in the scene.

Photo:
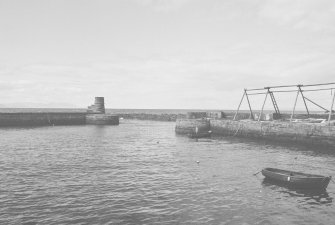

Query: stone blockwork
[86,114,119,125]
[186,112,207,119]
[0,113,86,126]
[87,97,105,114]
[86,97,119,125]
[210,119,335,148]
[119,113,183,121]
[175,118,211,134]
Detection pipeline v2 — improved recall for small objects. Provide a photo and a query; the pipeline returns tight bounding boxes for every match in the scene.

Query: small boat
[262,168,331,190]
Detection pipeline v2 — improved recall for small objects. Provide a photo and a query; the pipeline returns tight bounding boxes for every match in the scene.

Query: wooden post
[328,91,335,125]
[245,89,254,120]
[258,90,269,121]
[290,90,300,123]
[298,86,309,115]
[233,91,245,121]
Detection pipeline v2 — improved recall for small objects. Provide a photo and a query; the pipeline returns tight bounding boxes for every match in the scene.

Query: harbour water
[1,119,335,225]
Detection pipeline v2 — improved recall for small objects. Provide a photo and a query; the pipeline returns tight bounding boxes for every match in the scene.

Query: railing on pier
[233,82,335,125]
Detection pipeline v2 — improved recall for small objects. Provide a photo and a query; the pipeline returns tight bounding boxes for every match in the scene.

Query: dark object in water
[262,179,333,204]
[261,168,331,190]
[188,131,212,139]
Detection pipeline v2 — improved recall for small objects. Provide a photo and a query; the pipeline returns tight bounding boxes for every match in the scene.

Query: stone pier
[85,97,119,125]
[210,119,335,148]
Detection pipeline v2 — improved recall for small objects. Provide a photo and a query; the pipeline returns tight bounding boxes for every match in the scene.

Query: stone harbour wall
[210,119,335,148]
[86,114,119,125]
[119,113,184,121]
[0,113,86,126]
[175,118,211,134]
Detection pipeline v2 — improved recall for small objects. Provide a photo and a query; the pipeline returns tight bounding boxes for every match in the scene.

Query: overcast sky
[0,0,335,110]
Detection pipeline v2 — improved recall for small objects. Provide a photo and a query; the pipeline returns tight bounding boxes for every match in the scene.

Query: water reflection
[175,133,213,142]
[1,120,335,224]
[262,179,333,205]
[211,135,335,157]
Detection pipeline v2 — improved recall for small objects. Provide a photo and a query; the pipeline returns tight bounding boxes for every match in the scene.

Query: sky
[0,0,335,110]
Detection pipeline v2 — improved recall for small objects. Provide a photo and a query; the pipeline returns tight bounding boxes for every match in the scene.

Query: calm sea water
[1,119,335,225]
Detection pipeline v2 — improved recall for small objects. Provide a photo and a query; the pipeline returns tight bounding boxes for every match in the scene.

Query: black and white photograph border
[0,1,335,225]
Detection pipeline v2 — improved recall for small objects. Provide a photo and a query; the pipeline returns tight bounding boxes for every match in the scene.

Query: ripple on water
[0,120,334,225]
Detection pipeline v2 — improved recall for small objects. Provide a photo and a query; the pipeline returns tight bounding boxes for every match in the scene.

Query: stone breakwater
[210,119,335,148]
[117,111,226,122]
[0,112,179,126]
[173,116,335,148]
[172,111,335,148]
[0,112,119,126]
[86,114,119,125]
[0,112,87,126]
[0,97,120,127]
[118,113,185,121]
[175,118,210,134]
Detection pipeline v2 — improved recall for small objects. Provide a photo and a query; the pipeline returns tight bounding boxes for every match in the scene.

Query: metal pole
[246,82,335,92]
[246,84,298,91]
[258,90,269,121]
[298,86,309,115]
[302,87,335,92]
[290,90,300,123]
[328,92,335,125]
[245,89,254,120]
[303,96,328,112]
[233,91,245,121]
[303,82,335,87]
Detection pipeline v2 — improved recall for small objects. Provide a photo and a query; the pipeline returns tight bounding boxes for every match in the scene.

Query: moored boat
[261,168,331,190]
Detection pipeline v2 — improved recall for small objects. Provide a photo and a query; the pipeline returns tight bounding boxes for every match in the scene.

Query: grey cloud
[258,0,335,32]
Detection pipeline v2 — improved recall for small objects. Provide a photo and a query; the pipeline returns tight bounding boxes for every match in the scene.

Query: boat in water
[261,168,331,190]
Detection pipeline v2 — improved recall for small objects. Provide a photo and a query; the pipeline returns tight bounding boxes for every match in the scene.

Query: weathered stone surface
[87,97,105,114]
[210,119,335,148]
[0,112,86,126]
[186,112,207,119]
[206,111,226,119]
[118,113,183,121]
[86,114,119,125]
[175,118,211,134]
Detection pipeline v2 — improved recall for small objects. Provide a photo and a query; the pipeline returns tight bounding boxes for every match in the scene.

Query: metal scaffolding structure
[233,82,335,125]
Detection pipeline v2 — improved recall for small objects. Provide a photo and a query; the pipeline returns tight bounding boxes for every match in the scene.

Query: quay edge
[210,119,335,148]
[175,118,211,134]
[0,97,119,127]
[86,114,119,125]
[0,112,86,126]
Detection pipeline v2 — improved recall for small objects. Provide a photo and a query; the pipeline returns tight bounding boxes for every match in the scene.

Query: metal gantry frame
[233,82,335,125]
